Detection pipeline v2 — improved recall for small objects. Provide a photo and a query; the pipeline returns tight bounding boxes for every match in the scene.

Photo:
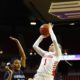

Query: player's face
[12,59,21,70]
[48,43,55,52]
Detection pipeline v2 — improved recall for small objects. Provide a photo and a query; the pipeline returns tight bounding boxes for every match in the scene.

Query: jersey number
[44,59,47,65]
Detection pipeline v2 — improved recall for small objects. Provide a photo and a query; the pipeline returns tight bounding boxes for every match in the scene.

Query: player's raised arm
[48,23,62,56]
[9,36,26,68]
[33,35,47,57]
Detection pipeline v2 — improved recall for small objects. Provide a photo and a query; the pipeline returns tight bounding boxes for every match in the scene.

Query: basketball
[39,24,49,36]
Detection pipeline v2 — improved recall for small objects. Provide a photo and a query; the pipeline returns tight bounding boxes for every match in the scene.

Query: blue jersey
[4,70,25,80]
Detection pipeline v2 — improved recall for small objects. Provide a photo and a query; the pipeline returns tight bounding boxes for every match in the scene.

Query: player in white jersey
[33,23,62,80]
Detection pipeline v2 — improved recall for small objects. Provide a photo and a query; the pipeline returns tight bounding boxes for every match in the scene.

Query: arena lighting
[30,22,36,25]
[34,52,37,55]
[0,51,3,54]
[49,1,80,19]
[69,23,75,26]
[61,54,80,61]
[30,52,33,55]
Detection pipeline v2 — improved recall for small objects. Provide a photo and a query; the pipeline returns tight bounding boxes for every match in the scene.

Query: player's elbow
[33,44,37,49]
[33,44,35,48]
[33,45,38,52]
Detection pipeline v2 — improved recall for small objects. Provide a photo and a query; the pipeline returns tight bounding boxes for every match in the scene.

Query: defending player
[4,36,26,80]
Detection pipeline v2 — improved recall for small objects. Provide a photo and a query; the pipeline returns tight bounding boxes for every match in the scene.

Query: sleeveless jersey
[37,52,60,76]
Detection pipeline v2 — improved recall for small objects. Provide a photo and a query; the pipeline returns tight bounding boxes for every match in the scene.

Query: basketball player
[33,23,62,80]
[4,36,26,80]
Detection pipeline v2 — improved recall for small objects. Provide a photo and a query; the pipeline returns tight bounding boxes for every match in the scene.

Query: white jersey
[33,28,62,80]
[37,51,60,76]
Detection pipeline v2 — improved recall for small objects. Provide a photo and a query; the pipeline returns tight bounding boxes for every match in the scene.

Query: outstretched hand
[5,66,13,74]
[9,36,19,42]
[48,23,54,29]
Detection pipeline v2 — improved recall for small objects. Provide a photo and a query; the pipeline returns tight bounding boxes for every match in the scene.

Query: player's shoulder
[48,51,56,55]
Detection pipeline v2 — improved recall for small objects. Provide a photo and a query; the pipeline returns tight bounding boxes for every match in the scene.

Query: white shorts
[33,73,54,80]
